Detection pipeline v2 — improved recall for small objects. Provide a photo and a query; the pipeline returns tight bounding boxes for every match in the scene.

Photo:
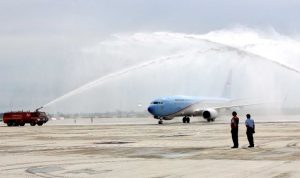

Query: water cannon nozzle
[36,106,44,112]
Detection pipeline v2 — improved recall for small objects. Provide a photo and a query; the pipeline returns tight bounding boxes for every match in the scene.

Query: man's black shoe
[248,145,254,148]
[231,146,238,148]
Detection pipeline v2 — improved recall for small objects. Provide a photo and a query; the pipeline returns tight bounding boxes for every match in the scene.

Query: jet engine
[202,109,218,121]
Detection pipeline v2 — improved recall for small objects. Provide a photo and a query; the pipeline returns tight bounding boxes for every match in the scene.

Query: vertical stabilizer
[222,70,232,99]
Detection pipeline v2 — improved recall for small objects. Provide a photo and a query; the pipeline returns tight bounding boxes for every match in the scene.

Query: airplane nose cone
[148,106,154,114]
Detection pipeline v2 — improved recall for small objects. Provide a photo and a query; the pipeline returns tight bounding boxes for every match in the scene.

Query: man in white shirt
[245,114,255,148]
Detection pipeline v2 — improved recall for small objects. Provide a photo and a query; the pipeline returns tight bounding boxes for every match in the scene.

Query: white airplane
[147,95,246,124]
[147,71,274,124]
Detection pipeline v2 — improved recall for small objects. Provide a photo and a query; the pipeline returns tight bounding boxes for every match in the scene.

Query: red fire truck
[2,107,49,127]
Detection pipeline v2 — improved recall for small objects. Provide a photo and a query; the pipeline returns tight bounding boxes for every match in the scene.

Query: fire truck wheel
[30,122,36,126]
[37,122,43,126]
[19,123,25,126]
[7,120,14,127]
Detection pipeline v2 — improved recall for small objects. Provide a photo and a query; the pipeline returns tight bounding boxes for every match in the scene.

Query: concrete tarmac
[0,117,300,178]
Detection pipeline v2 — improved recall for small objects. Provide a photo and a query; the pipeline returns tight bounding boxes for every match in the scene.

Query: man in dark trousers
[231,111,239,148]
[245,114,255,147]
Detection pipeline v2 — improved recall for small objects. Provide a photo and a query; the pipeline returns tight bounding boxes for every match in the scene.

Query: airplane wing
[210,98,282,110]
[185,98,282,118]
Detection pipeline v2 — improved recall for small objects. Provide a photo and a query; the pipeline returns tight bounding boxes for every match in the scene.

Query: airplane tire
[182,117,186,123]
[158,120,163,125]
[186,117,190,123]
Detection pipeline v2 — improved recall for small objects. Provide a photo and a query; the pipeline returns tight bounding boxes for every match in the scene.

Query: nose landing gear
[158,119,163,125]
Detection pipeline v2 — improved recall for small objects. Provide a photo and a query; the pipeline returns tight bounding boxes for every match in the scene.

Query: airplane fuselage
[147,95,229,123]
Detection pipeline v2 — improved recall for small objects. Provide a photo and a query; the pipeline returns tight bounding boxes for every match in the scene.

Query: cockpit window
[151,101,163,104]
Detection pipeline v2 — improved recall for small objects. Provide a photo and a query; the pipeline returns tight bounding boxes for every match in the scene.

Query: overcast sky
[1,0,300,113]
[1,0,300,35]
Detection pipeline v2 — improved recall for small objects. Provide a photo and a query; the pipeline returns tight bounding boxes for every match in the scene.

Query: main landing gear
[206,118,215,122]
[182,116,190,123]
